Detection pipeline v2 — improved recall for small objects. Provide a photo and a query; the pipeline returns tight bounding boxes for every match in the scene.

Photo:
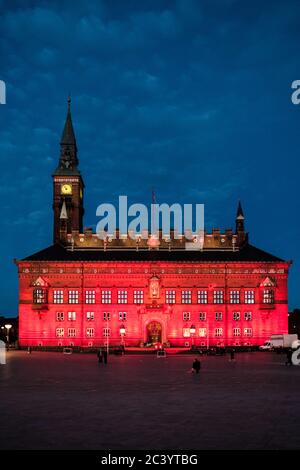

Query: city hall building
[16,101,291,348]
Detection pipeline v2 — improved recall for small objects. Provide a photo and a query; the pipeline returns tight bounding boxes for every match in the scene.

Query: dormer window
[31,276,49,305]
[33,288,47,304]
[263,289,274,304]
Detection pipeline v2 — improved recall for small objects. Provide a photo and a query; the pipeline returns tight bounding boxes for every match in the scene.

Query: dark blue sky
[0,0,299,316]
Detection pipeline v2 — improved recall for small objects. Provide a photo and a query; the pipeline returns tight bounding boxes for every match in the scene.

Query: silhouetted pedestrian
[192,358,201,374]
[27,346,32,354]
[285,348,293,366]
[103,349,108,364]
[97,348,103,363]
[230,348,235,361]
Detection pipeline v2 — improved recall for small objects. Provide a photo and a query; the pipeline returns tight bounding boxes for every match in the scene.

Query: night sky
[0,0,299,317]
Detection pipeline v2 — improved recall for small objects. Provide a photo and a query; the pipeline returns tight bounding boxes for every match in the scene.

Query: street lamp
[190,324,196,349]
[120,325,126,348]
[4,324,12,346]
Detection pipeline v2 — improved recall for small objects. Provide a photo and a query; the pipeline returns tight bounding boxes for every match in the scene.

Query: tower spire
[54,97,79,174]
[236,200,245,233]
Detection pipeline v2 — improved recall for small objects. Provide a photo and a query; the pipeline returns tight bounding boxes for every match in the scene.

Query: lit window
[183,328,190,337]
[134,290,144,304]
[56,311,64,322]
[86,311,94,321]
[183,311,191,321]
[119,312,127,321]
[263,289,274,304]
[68,328,76,337]
[118,290,128,304]
[68,311,76,321]
[68,290,79,304]
[213,291,224,304]
[233,312,240,321]
[215,312,223,321]
[230,290,240,304]
[245,290,255,304]
[199,328,207,337]
[215,328,223,337]
[233,327,241,337]
[103,328,111,337]
[33,288,47,304]
[85,290,95,304]
[103,312,110,321]
[53,290,64,304]
[198,290,208,304]
[244,328,252,337]
[86,328,94,338]
[165,290,176,304]
[56,327,64,337]
[199,312,206,321]
[102,290,112,304]
[244,312,252,321]
[182,290,192,304]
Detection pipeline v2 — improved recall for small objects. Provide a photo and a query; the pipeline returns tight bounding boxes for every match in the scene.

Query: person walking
[97,348,103,364]
[192,358,201,374]
[285,348,293,366]
[103,349,108,364]
[230,348,235,361]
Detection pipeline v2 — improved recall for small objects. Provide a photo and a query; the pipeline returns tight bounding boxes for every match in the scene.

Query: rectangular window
[183,311,191,321]
[199,328,207,337]
[233,311,240,321]
[86,327,94,338]
[68,328,76,338]
[215,328,223,337]
[118,290,128,304]
[86,311,94,321]
[182,290,192,304]
[244,328,253,337]
[103,312,110,321]
[68,311,76,321]
[215,312,223,321]
[102,290,112,304]
[263,289,274,304]
[199,312,206,321]
[33,288,47,304]
[56,311,64,322]
[233,327,241,337]
[230,290,240,304]
[213,290,224,304]
[244,311,252,321]
[68,290,79,304]
[103,327,111,337]
[198,290,208,304]
[85,290,95,304]
[53,290,64,304]
[183,328,190,337]
[56,327,64,337]
[134,290,144,304]
[119,312,127,321]
[245,290,255,304]
[165,290,176,304]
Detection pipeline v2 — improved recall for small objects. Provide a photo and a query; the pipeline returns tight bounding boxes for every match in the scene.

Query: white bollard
[0,340,6,364]
[292,348,300,366]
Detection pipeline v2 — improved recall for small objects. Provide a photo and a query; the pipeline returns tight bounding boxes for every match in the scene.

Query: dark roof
[21,243,285,263]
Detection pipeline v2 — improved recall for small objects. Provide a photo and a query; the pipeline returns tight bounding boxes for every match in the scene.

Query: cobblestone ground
[1,351,300,450]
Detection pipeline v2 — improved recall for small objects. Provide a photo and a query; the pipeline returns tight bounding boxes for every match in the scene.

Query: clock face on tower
[61,183,72,195]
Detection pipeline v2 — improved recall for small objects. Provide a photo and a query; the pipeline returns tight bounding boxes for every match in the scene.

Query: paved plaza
[1,351,300,450]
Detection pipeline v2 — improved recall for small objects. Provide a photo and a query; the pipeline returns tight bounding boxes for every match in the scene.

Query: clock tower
[52,98,84,244]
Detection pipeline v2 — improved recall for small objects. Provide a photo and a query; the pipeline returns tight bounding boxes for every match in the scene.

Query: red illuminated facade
[16,101,291,348]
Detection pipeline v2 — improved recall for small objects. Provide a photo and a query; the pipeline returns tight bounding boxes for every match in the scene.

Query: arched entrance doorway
[147,321,162,344]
